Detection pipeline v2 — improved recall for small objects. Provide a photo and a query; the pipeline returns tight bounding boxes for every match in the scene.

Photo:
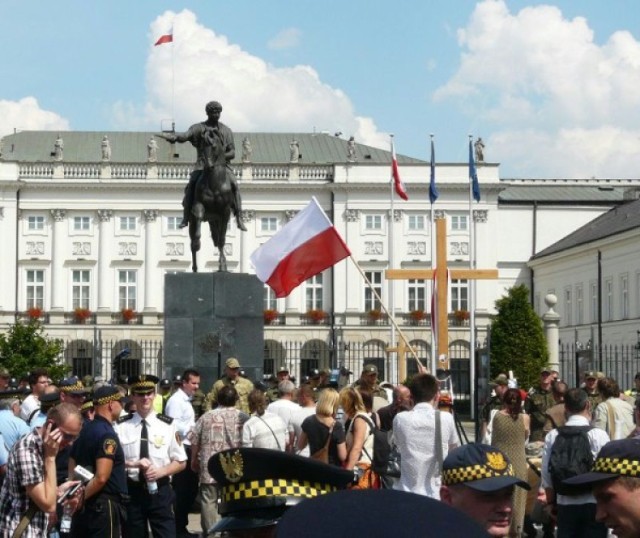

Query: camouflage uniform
[524,386,555,442]
[190,388,206,419]
[480,395,503,425]
[204,376,254,414]
[352,380,389,402]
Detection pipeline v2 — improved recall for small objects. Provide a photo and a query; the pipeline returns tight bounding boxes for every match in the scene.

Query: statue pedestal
[164,273,264,392]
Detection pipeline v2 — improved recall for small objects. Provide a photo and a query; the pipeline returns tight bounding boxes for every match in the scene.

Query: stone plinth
[164,273,264,393]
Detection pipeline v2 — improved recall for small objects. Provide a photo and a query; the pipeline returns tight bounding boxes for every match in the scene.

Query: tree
[0,319,68,381]
[489,284,548,390]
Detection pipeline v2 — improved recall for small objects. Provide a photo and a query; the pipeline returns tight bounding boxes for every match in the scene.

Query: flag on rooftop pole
[429,136,438,204]
[250,197,351,298]
[469,137,481,202]
[391,140,408,201]
[154,27,173,46]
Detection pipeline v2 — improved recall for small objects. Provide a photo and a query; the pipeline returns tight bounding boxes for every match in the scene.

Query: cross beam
[386,218,498,371]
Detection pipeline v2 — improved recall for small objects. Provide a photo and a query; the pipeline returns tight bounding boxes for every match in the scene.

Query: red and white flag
[154,28,173,46]
[392,141,408,201]
[250,197,351,298]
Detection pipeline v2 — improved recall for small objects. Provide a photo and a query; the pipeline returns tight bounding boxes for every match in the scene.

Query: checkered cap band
[60,380,85,393]
[442,462,515,486]
[94,392,123,406]
[80,400,94,411]
[131,380,156,392]
[593,457,640,477]
[222,479,337,502]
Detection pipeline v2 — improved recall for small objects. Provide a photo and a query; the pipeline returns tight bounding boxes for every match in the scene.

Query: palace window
[26,270,44,309]
[72,270,91,309]
[118,270,137,310]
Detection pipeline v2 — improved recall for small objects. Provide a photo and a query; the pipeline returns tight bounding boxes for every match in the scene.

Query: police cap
[128,374,160,395]
[564,438,640,487]
[275,489,489,537]
[208,448,353,534]
[93,385,123,406]
[59,376,89,395]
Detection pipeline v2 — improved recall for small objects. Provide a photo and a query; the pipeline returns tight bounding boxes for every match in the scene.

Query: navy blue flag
[469,139,480,202]
[429,139,438,204]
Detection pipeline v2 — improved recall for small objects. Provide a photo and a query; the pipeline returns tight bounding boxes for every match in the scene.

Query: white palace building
[0,129,637,394]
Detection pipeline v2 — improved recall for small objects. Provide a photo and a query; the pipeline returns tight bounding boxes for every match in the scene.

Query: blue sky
[1,0,639,178]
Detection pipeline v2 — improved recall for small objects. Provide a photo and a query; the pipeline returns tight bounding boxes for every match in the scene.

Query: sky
[1,0,639,179]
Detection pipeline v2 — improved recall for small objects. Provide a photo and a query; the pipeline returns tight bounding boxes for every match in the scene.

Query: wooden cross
[386,338,416,383]
[386,217,499,372]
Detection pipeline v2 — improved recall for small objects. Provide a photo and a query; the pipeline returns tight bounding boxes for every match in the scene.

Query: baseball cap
[490,374,509,387]
[442,443,530,492]
[226,358,241,369]
[363,364,378,375]
[584,371,598,380]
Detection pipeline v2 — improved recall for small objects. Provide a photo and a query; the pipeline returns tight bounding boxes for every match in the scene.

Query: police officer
[204,358,254,414]
[524,367,555,442]
[116,375,187,538]
[70,385,127,538]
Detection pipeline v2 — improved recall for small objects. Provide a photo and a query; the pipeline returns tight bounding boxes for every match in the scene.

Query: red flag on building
[392,141,408,201]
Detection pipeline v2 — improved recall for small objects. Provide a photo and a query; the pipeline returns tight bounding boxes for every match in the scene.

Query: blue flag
[429,139,438,204]
[469,139,480,202]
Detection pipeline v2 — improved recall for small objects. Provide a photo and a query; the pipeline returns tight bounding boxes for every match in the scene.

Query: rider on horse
[161,101,247,231]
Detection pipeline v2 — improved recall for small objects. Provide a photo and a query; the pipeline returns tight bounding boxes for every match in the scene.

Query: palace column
[49,209,66,321]
[239,210,255,274]
[96,210,113,324]
[142,210,159,320]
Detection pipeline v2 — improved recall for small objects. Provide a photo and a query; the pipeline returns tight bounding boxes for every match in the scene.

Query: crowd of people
[1,360,640,537]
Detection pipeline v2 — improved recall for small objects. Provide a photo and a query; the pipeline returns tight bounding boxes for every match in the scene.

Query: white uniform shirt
[115,411,187,482]
[165,388,195,445]
[393,402,459,499]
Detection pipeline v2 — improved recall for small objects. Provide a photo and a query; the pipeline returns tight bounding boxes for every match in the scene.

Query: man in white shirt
[19,368,49,422]
[290,385,316,456]
[541,387,610,537]
[267,381,298,451]
[164,368,200,538]
[393,374,459,498]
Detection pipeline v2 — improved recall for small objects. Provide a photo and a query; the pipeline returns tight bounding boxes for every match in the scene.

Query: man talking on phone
[0,402,82,536]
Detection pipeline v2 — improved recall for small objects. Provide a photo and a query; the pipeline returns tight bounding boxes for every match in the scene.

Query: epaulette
[117,413,134,424]
[156,413,174,425]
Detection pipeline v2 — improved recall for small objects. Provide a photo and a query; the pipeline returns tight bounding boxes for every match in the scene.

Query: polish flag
[392,142,408,201]
[250,198,351,298]
[154,28,173,46]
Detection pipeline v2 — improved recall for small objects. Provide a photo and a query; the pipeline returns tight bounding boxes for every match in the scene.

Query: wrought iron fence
[558,343,640,390]
[60,337,473,412]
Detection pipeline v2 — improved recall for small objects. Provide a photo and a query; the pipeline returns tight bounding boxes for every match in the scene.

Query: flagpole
[389,135,397,383]
[468,134,477,420]
[350,255,425,370]
[429,133,437,374]
[171,26,175,129]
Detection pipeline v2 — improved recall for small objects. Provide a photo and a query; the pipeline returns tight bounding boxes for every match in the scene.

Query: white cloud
[0,97,69,138]
[434,0,640,178]
[267,28,302,50]
[113,10,386,149]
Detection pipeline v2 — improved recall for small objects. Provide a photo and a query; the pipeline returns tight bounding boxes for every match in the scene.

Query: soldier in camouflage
[583,370,604,416]
[480,374,509,441]
[203,357,254,414]
[524,367,556,442]
[352,364,389,403]
[267,365,291,403]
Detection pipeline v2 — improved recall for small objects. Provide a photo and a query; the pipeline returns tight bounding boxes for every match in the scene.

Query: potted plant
[409,310,426,323]
[121,308,137,323]
[263,309,279,324]
[74,307,92,323]
[306,309,326,324]
[453,309,470,324]
[367,309,383,322]
[27,306,44,320]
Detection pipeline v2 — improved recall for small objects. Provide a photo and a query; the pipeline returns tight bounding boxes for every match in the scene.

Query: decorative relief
[434,210,446,220]
[407,242,426,255]
[50,209,66,222]
[166,243,185,256]
[96,210,113,222]
[118,242,137,256]
[393,209,403,222]
[239,210,255,223]
[450,242,469,256]
[364,241,383,255]
[473,209,488,223]
[284,210,299,222]
[26,241,45,255]
[72,242,91,256]
[344,209,360,222]
[142,209,158,222]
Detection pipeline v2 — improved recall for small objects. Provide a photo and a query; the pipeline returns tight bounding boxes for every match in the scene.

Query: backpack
[548,425,594,496]
[356,414,400,477]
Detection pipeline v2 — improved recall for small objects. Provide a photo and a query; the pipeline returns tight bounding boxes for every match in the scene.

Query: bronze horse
[189,131,234,272]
